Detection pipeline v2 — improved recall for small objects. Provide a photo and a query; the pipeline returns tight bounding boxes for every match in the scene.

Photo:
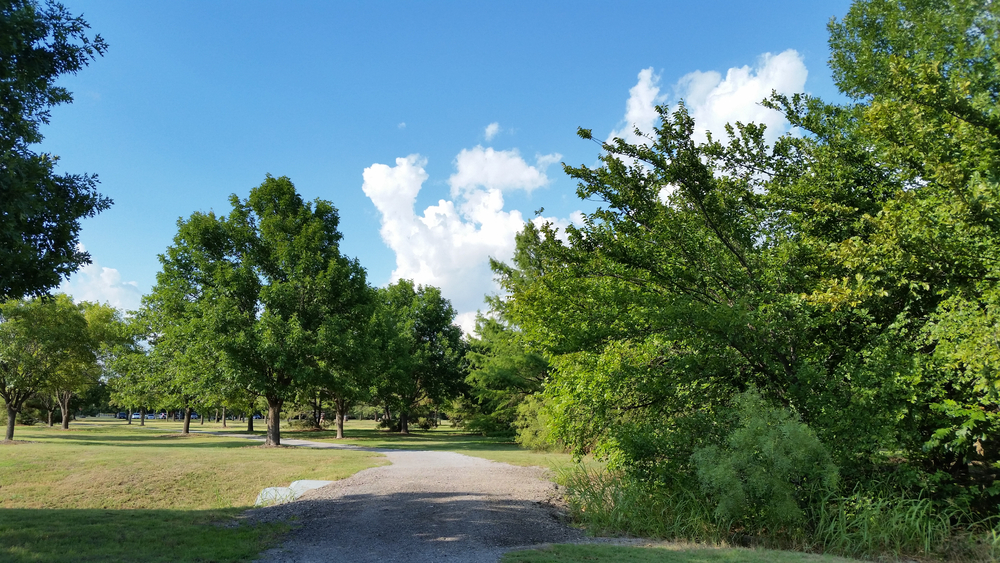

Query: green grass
[118,416,586,472]
[0,421,387,562]
[502,543,857,563]
[254,418,585,471]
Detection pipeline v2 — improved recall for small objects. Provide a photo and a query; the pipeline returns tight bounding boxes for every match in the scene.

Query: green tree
[44,300,124,429]
[0,294,88,440]
[494,0,1000,512]
[371,280,465,434]
[461,313,548,434]
[149,175,369,445]
[0,0,110,299]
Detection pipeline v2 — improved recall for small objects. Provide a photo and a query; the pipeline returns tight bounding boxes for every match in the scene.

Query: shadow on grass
[0,508,287,563]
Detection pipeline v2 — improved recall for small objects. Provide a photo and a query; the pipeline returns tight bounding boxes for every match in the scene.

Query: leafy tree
[371,280,465,434]
[460,313,547,435]
[149,175,369,445]
[494,0,1000,513]
[0,0,110,299]
[0,294,88,440]
[43,300,123,429]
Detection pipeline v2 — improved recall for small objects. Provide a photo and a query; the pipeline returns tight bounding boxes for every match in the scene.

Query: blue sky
[45,0,852,332]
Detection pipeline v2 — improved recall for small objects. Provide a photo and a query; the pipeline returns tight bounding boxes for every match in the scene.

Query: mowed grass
[502,543,859,563]
[0,421,387,562]
[219,418,584,472]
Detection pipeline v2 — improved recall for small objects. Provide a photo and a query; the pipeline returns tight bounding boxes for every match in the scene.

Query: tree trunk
[182,407,192,434]
[247,414,254,432]
[127,408,132,425]
[139,406,146,427]
[222,406,227,428]
[335,396,347,439]
[46,408,54,427]
[265,397,282,446]
[399,411,409,434]
[5,405,16,441]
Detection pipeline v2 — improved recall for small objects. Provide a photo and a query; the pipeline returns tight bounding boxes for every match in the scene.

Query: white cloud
[363,152,576,336]
[676,49,807,145]
[609,51,808,149]
[398,122,406,129]
[607,67,667,146]
[484,122,500,141]
[448,146,560,197]
[58,246,142,312]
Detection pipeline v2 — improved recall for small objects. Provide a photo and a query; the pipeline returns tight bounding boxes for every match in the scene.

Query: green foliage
[369,280,465,434]
[460,314,548,434]
[691,391,839,533]
[145,175,370,445]
[513,394,563,452]
[491,0,1000,528]
[0,0,110,299]
[0,294,90,439]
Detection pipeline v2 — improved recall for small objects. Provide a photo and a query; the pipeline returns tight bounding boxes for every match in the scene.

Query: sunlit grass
[0,421,387,562]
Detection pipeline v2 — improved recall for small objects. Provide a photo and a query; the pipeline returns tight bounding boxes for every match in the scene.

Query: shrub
[514,394,563,451]
[691,390,839,534]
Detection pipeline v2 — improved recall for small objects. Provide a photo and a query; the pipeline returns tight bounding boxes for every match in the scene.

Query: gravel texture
[246,444,586,563]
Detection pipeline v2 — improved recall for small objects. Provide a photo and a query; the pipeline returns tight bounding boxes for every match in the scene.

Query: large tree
[496,0,1000,511]
[149,175,369,445]
[1,0,110,299]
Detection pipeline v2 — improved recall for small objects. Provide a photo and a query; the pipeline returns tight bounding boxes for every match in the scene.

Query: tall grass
[562,468,1000,561]
[560,468,725,543]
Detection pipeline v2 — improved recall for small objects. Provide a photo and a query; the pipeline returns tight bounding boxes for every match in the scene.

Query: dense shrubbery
[483,0,1000,557]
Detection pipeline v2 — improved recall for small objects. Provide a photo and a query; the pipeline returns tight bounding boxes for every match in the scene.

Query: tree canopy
[0,0,110,299]
[492,0,1000,512]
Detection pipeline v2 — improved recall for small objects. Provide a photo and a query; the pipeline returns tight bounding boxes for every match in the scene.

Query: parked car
[131,412,141,419]
[190,413,199,419]
[116,412,127,419]
[158,413,166,419]
[145,413,155,419]
[253,414,263,419]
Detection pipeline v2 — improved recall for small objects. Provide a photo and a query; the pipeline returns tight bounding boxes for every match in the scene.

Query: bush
[691,390,839,534]
[514,394,563,451]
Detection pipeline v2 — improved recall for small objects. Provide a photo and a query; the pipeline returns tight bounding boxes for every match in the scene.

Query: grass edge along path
[501,542,860,563]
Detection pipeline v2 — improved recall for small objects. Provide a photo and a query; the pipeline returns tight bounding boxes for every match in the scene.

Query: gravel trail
[245,443,586,563]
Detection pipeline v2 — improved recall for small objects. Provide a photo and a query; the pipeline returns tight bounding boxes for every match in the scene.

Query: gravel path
[242,440,587,563]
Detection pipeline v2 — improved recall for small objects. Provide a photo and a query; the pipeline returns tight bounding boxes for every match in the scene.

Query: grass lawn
[502,543,859,563]
[0,421,387,562]
[183,417,585,472]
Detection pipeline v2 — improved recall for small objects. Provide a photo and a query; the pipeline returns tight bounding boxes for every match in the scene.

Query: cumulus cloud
[677,49,807,145]
[398,122,406,129]
[609,50,808,148]
[607,67,667,146]
[363,152,575,336]
[484,122,500,140]
[448,146,560,197]
[58,246,142,312]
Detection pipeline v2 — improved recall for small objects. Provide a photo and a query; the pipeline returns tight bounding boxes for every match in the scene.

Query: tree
[492,0,1000,512]
[371,280,465,434]
[0,294,88,440]
[1,0,110,299]
[459,313,548,434]
[47,301,124,429]
[149,175,369,445]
